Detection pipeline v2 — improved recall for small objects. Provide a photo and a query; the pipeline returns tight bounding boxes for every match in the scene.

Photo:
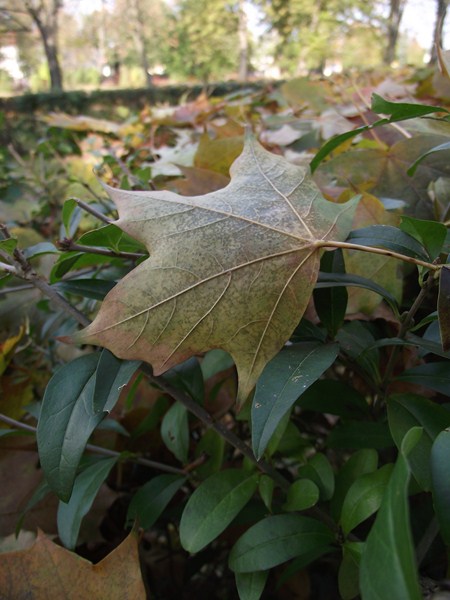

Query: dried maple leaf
[0,529,145,599]
[78,136,358,401]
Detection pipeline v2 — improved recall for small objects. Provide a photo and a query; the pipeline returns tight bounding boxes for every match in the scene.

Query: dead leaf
[0,529,145,600]
[41,113,122,135]
[170,166,230,196]
[194,133,244,176]
[77,135,358,402]
[344,193,402,314]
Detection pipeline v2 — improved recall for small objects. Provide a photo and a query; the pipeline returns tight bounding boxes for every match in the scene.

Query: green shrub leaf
[359,427,422,600]
[127,474,186,529]
[340,464,393,535]
[57,457,117,550]
[252,342,338,459]
[229,514,333,573]
[180,469,259,553]
[431,429,450,546]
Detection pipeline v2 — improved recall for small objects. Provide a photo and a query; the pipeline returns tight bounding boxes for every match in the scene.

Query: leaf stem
[317,240,440,272]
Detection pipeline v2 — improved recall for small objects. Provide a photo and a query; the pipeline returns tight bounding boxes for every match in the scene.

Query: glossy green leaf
[346,226,428,260]
[258,475,274,512]
[313,249,347,338]
[400,216,447,259]
[161,401,189,463]
[126,474,186,529]
[164,357,204,404]
[396,362,450,396]
[180,469,259,553]
[194,428,225,479]
[200,349,234,380]
[228,514,333,573]
[371,94,448,120]
[55,279,116,300]
[331,449,379,522]
[337,322,380,384]
[431,429,450,545]
[439,266,450,351]
[37,353,104,502]
[93,349,141,413]
[0,237,17,256]
[235,570,268,600]
[57,457,117,550]
[283,479,320,511]
[339,542,364,600]
[22,242,59,260]
[340,464,393,535]
[387,393,450,491]
[359,427,423,600]
[252,342,339,460]
[408,141,450,176]
[264,408,292,458]
[297,453,334,501]
[62,198,82,237]
[316,272,400,316]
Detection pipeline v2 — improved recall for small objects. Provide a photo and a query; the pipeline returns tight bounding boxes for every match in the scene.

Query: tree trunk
[26,1,63,90]
[237,0,248,82]
[383,0,405,65]
[130,0,153,87]
[429,0,449,64]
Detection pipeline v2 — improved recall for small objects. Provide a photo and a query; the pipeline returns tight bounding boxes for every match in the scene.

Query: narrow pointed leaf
[161,401,189,463]
[346,225,429,260]
[229,514,333,573]
[235,570,268,600]
[93,350,141,413]
[126,474,186,529]
[57,457,117,550]
[396,362,450,396]
[439,266,450,351]
[313,249,347,338]
[252,342,338,459]
[76,136,358,402]
[359,427,423,600]
[340,464,393,535]
[400,216,447,260]
[387,393,450,491]
[37,354,103,502]
[180,469,259,553]
[431,429,450,545]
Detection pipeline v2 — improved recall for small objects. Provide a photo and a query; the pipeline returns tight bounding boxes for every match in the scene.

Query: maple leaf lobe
[78,137,358,401]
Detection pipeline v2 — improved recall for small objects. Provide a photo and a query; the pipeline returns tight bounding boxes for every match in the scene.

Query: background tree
[429,0,449,63]
[166,0,240,84]
[383,0,407,65]
[0,0,64,90]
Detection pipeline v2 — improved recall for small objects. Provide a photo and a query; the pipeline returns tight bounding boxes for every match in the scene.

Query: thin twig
[140,364,291,491]
[57,238,147,261]
[0,413,185,475]
[73,198,113,224]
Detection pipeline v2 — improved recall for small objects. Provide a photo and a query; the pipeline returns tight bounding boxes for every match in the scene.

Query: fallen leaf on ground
[0,529,145,600]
